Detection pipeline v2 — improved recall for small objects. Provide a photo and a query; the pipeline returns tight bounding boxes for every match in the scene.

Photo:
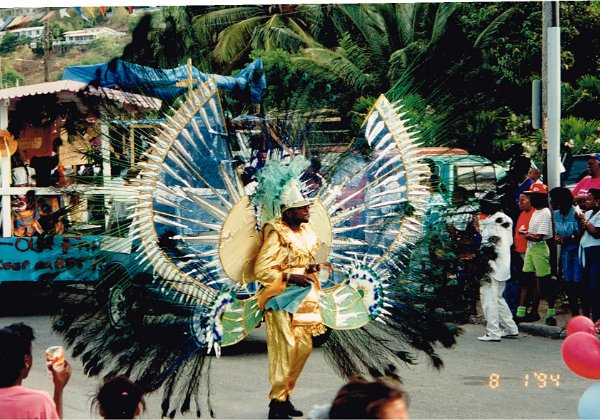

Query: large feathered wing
[312,96,461,379]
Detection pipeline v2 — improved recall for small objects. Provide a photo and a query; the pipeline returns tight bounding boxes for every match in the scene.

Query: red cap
[524,183,548,194]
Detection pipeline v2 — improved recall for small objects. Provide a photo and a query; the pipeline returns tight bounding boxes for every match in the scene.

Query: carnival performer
[254,183,326,419]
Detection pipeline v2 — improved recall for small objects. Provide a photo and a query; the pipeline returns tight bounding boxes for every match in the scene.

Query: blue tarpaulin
[62,59,266,103]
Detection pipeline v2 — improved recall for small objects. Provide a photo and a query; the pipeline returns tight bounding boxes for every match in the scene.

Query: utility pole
[43,20,50,82]
[542,1,561,190]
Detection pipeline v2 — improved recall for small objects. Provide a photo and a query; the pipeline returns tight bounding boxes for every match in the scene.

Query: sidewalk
[472,299,571,340]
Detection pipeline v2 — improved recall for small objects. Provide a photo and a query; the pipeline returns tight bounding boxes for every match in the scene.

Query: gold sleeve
[254,227,284,286]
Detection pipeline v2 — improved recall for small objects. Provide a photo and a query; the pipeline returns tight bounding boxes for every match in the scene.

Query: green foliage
[246,48,351,114]
[0,69,25,88]
[563,75,600,120]
[526,116,600,163]
[560,117,600,155]
[560,1,600,83]
[114,3,599,163]
[0,33,31,55]
[192,5,321,70]
[460,3,540,86]
[125,11,144,34]
[85,36,127,60]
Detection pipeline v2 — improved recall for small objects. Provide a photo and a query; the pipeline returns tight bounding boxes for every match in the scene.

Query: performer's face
[286,205,310,224]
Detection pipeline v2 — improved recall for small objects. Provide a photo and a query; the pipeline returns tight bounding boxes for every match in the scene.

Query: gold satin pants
[264,310,313,401]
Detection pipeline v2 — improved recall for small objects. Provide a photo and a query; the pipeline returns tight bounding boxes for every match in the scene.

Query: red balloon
[567,316,597,336]
[561,332,600,379]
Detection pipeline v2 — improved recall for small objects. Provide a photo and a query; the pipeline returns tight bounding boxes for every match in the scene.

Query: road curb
[518,322,566,339]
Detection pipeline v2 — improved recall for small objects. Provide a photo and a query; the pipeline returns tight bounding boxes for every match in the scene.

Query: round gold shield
[219,196,332,283]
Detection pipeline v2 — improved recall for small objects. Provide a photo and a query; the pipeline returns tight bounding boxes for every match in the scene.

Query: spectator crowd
[438,153,600,341]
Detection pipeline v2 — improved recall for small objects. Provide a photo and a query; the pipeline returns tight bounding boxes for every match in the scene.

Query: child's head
[329,378,409,419]
[528,168,541,181]
[93,376,145,419]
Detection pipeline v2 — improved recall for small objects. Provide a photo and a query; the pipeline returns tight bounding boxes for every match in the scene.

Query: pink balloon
[561,332,600,379]
[567,316,597,336]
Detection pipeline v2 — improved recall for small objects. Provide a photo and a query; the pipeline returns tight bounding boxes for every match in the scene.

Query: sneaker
[501,331,519,338]
[545,317,557,326]
[477,334,501,342]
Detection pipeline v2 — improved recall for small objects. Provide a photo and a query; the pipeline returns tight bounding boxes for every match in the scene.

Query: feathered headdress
[251,156,310,222]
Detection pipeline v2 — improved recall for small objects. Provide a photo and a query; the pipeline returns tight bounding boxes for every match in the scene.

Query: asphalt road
[0,315,590,419]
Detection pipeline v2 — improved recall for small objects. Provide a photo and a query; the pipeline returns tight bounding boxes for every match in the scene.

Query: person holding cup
[0,323,72,419]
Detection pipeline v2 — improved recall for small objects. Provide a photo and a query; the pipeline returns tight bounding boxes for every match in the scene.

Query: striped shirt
[527,207,552,247]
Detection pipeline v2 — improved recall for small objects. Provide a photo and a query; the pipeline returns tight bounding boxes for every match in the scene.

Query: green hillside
[0,7,150,86]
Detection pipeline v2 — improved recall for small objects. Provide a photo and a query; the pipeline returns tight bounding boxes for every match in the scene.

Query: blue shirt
[554,207,579,252]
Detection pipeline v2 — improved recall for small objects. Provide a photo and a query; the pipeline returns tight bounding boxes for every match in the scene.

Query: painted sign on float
[0,235,101,282]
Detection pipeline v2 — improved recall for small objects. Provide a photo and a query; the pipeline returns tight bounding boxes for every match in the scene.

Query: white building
[0,8,48,19]
[5,26,44,39]
[62,27,125,45]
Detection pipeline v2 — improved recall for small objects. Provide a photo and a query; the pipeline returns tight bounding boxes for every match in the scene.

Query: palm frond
[212,16,264,63]
[192,6,261,43]
[473,8,514,49]
[335,4,390,61]
[395,3,418,45]
[430,3,457,44]
[295,3,326,31]
[254,26,308,52]
[388,41,427,83]
[294,44,369,94]
[285,17,321,48]
[252,14,316,52]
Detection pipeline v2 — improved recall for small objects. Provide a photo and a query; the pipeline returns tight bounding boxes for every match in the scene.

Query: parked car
[419,150,507,198]
[561,154,593,189]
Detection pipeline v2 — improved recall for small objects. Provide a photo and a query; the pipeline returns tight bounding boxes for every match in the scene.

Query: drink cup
[45,346,64,372]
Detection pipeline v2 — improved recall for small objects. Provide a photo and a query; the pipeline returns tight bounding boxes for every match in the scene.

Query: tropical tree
[116,3,599,160]
[290,3,458,97]
[563,75,600,120]
[0,33,31,55]
[192,5,324,71]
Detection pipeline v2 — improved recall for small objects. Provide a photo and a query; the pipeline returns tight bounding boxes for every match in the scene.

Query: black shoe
[285,397,303,417]
[545,317,557,326]
[268,400,292,419]
[524,313,541,322]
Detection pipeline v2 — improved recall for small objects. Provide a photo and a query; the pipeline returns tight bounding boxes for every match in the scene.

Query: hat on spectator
[524,183,548,195]
[588,153,600,162]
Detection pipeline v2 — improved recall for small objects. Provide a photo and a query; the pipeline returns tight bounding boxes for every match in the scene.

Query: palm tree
[290,3,458,97]
[192,5,324,71]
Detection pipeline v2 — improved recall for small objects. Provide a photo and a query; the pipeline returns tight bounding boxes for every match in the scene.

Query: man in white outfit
[477,197,520,342]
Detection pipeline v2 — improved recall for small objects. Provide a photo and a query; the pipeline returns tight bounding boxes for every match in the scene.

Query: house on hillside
[1,26,44,40]
[0,8,49,19]
[61,27,125,45]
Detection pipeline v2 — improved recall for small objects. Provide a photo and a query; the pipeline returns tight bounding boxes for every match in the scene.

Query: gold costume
[254,218,325,402]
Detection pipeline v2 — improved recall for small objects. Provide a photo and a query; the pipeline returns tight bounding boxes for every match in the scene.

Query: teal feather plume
[252,156,309,222]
